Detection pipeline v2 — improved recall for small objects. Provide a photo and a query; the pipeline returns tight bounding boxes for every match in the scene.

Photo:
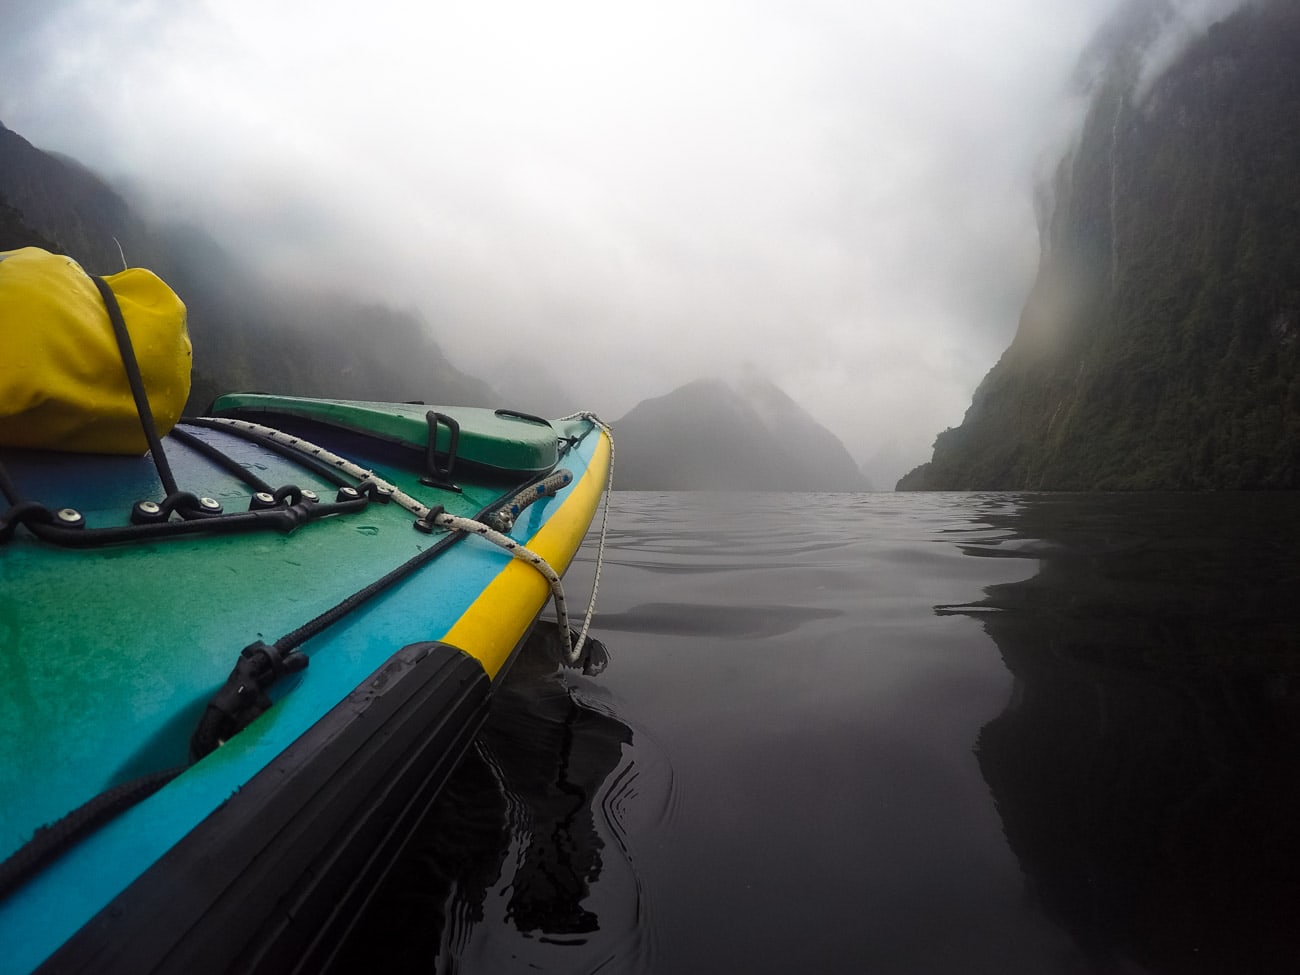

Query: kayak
[0,393,612,974]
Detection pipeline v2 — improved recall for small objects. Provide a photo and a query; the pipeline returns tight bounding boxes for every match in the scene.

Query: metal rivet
[254,492,275,505]
[339,486,360,499]
[301,489,319,503]
[138,501,161,514]
[200,497,221,511]
[56,508,83,524]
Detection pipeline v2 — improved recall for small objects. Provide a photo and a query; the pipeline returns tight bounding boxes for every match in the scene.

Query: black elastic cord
[0,765,184,901]
[0,501,55,544]
[168,425,276,494]
[182,418,355,488]
[16,497,367,548]
[91,275,179,497]
[262,479,531,659]
[188,484,523,759]
[272,514,464,652]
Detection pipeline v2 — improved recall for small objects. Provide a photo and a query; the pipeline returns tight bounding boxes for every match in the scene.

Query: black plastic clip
[189,640,309,760]
[357,480,394,504]
[414,504,445,534]
[272,484,319,506]
[131,492,223,524]
[420,411,462,492]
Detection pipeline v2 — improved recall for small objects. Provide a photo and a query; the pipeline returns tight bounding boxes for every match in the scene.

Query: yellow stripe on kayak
[441,430,611,679]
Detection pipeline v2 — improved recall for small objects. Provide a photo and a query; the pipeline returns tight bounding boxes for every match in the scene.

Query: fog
[0,0,1232,486]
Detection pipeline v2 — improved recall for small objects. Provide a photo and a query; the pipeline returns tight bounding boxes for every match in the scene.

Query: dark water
[340,491,1300,974]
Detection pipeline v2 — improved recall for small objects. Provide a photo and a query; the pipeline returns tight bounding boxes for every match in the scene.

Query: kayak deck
[0,401,611,974]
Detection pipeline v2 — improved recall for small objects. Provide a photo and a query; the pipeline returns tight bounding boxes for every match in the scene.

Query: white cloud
[3,0,1140,485]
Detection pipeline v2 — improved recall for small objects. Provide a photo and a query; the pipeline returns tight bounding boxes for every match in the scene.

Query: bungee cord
[202,413,614,666]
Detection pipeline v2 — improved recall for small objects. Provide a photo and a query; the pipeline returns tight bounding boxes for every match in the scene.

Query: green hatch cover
[209,394,559,475]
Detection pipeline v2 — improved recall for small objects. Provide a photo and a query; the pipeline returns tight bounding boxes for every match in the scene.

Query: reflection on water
[338,623,653,973]
[485,632,630,944]
[946,493,1300,974]
[340,491,1300,975]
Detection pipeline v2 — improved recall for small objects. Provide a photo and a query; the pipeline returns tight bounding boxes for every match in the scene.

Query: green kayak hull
[0,397,611,974]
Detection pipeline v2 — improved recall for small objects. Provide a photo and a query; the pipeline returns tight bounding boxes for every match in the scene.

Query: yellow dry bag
[0,247,191,454]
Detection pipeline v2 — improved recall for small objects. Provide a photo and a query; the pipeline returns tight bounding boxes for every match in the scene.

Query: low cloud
[8,0,1235,486]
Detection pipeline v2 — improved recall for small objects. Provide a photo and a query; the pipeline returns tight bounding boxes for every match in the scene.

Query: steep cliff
[899,0,1300,490]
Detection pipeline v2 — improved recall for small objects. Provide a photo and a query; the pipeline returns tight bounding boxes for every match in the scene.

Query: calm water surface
[342,491,1300,974]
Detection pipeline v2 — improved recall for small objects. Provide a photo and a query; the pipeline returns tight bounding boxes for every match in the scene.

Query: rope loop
[0,501,56,543]
[151,491,223,520]
[271,484,306,506]
[554,412,615,666]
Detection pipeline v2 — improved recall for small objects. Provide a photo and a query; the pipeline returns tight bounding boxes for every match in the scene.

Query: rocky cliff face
[613,376,870,491]
[899,0,1300,491]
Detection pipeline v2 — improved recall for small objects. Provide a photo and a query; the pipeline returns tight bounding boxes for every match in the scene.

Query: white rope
[556,412,615,665]
[204,414,613,666]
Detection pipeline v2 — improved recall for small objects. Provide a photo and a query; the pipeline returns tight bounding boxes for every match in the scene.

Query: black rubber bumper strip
[42,641,492,975]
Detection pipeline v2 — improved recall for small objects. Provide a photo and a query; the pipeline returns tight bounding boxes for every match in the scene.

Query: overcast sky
[2,0,1234,486]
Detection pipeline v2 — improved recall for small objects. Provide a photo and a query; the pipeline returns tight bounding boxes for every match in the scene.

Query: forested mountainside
[899,0,1300,490]
[613,377,870,491]
[0,121,492,413]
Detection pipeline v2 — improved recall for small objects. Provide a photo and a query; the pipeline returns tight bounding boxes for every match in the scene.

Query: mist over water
[341,489,1300,973]
[0,2,1257,487]
[2,0,1194,488]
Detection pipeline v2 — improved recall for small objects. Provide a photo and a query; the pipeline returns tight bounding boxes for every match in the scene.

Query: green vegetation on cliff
[899,0,1300,491]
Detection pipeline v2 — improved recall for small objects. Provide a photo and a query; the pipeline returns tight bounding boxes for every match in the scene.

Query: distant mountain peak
[613,375,869,491]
